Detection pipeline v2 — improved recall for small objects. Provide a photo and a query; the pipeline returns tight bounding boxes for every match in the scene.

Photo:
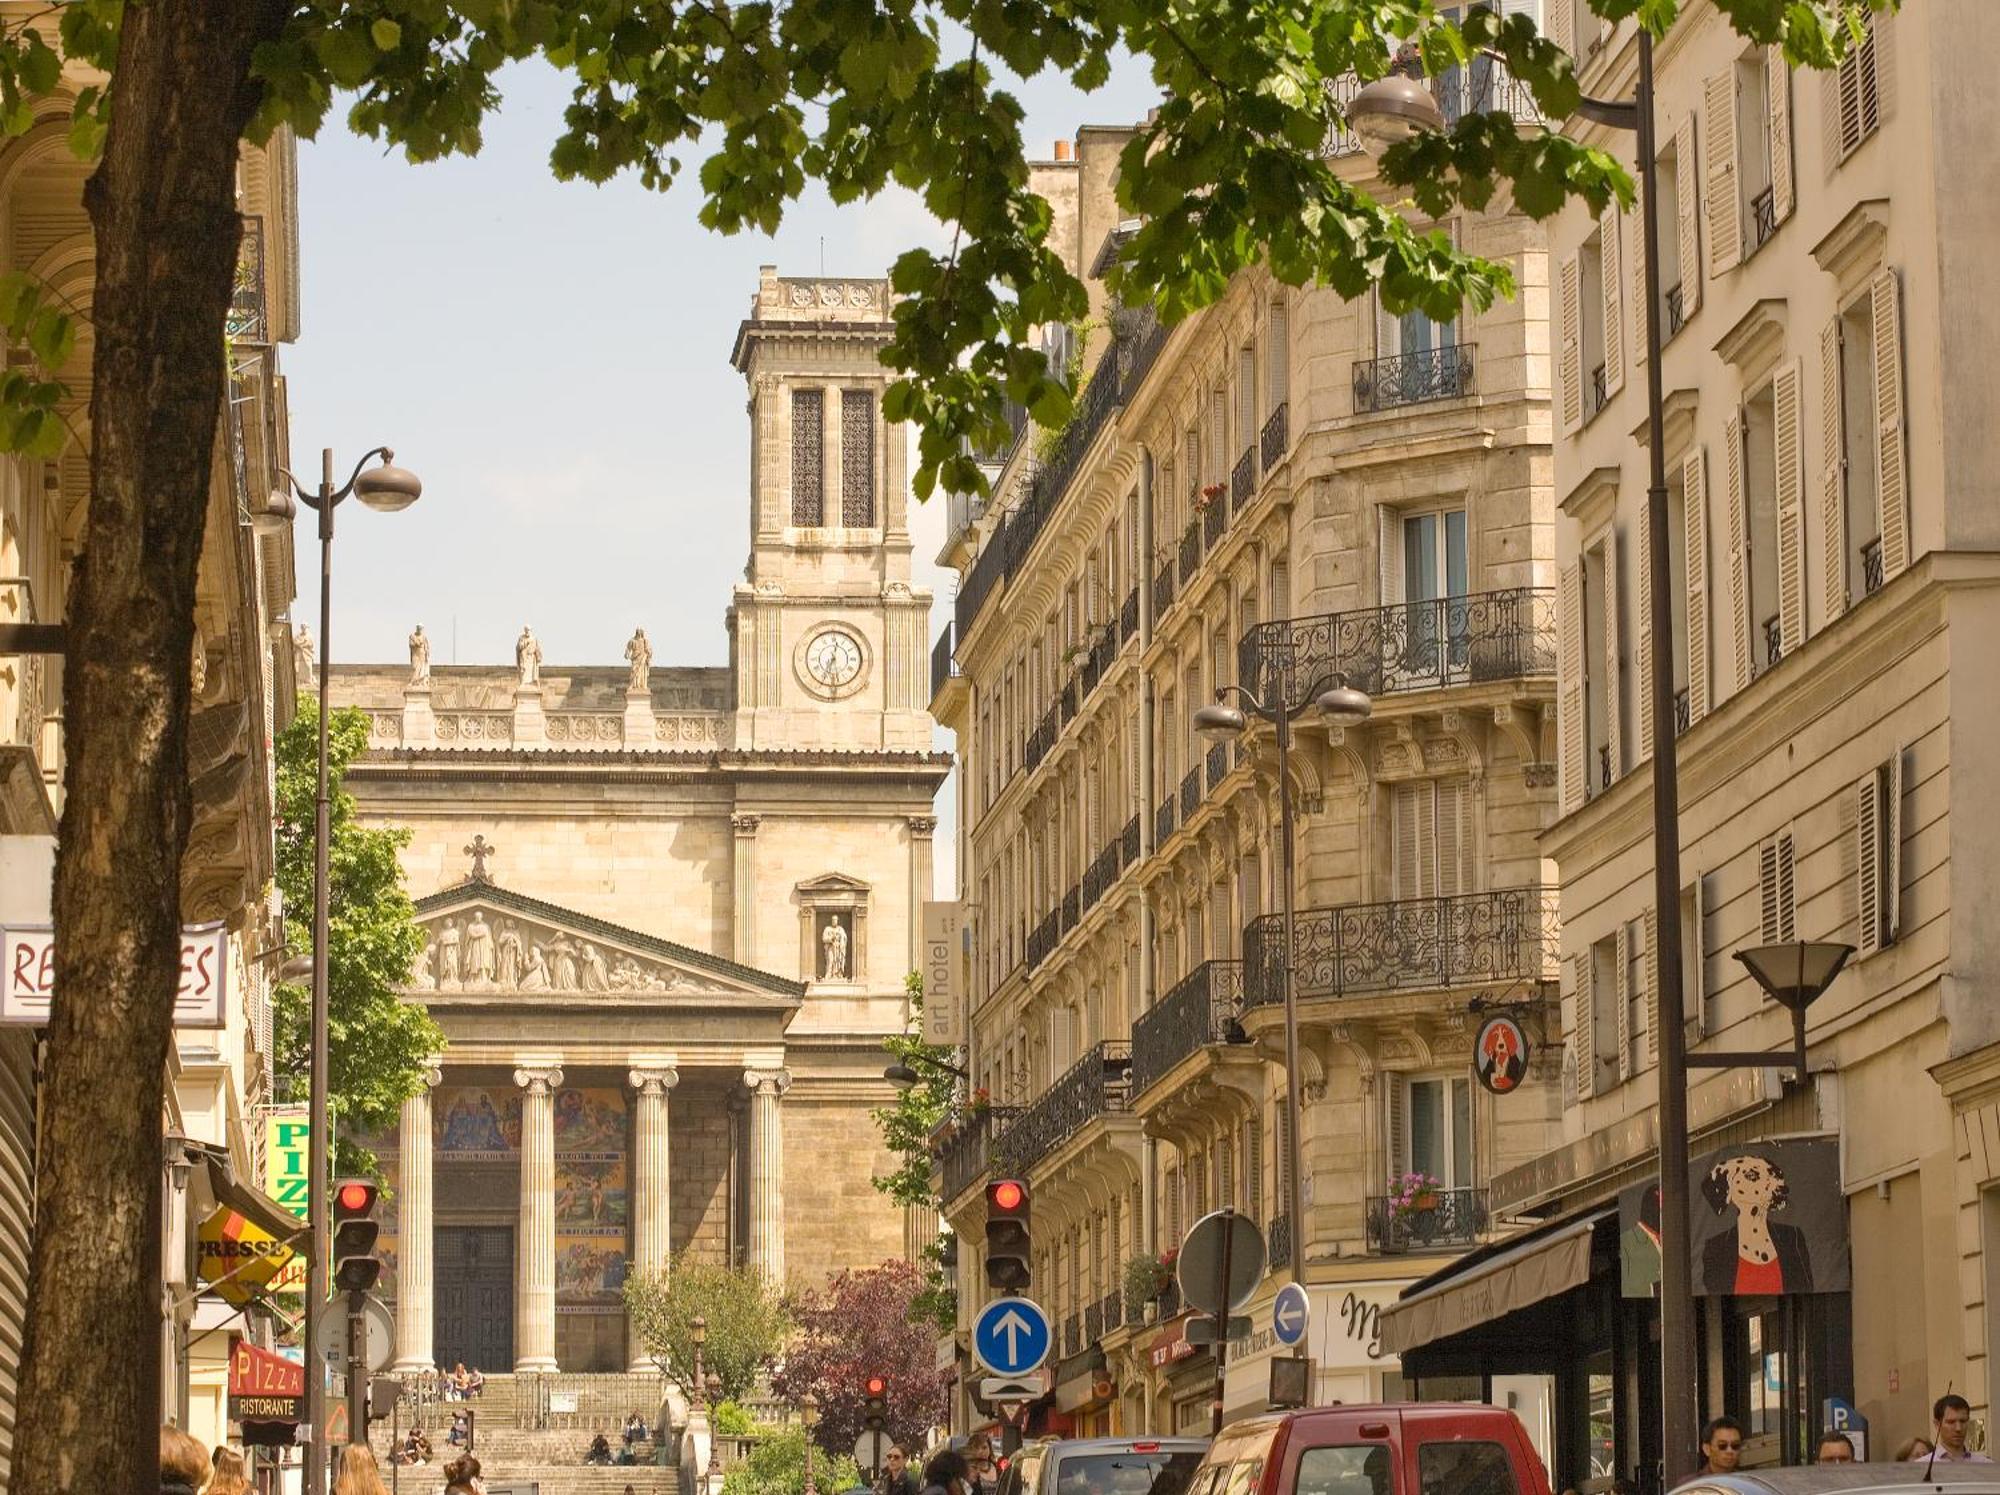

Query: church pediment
[408,879,803,1010]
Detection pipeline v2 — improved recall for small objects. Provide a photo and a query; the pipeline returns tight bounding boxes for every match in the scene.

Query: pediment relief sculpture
[410,907,729,997]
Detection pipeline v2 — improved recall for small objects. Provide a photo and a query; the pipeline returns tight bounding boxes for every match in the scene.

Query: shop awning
[1379,1209,1613,1356]
[189,1145,307,1246]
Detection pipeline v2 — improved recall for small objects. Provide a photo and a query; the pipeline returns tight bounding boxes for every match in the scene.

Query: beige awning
[1379,1211,1610,1356]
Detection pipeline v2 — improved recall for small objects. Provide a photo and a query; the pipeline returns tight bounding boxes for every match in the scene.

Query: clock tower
[727,266,934,751]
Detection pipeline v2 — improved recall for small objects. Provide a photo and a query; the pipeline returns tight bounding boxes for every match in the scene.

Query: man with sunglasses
[1698,1418,1743,1476]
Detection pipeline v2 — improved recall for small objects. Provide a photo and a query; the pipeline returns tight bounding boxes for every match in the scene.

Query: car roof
[1210,1404,1517,1441]
[1046,1439,1211,1454]
[1672,1468,2000,1495]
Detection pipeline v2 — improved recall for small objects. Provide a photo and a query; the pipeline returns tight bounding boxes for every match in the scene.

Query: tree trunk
[12,3,286,1491]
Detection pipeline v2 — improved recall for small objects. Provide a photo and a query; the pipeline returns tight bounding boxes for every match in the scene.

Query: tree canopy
[774,1259,951,1460]
[624,1259,792,1400]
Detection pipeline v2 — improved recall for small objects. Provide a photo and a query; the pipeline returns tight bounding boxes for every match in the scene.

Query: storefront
[1147,1316,1218,1436]
[1219,1280,1410,1423]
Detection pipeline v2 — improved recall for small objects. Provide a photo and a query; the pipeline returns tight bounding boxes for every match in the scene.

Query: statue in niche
[495,920,523,987]
[580,942,610,992]
[410,938,436,991]
[293,626,317,688]
[516,625,543,688]
[549,934,579,991]
[625,628,652,694]
[820,916,850,982]
[462,910,494,986]
[519,943,550,990]
[408,624,431,686]
[435,918,462,988]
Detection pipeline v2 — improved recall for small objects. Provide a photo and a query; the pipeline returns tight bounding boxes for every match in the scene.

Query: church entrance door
[435,1224,513,1372]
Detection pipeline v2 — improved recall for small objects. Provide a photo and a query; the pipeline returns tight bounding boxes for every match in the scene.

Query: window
[1682,874,1711,1040]
[1623,918,1648,1078]
[1266,301,1290,421]
[1580,530,1621,794]
[1295,1448,1391,1495]
[1736,52,1775,253]
[1667,463,1691,722]
[1737,383,1781,677]
[1824,272,1906,618]
[1237,346,1258,464]
[1418,1442,1519,1495]
[1856,752,1903,956]
[840,389,875,526]
[1391,1073,1474,1189]
[1648,135,1693,339]
[1581,227,1607,418]
[1391,780,1471,900]
[1056,1451,1206,1495]
[1831,12,1885,161]
[1758,831,1797,946]
[1571,934,1619,1099]
[1393,506,1471,685]
[790,388,824,525]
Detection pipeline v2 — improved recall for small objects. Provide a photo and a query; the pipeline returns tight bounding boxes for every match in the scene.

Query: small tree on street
[775,1260,950,1459]
[723,1426,863,1495]
[625,1259,792,1401]
[872,973,957,1331]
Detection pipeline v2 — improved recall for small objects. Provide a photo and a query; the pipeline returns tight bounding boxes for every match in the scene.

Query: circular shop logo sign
[1474,1013,1530,1095]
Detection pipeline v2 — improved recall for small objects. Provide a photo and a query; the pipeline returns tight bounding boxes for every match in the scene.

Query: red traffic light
[989,1179,1026,1212]
[334,1179,377,1215]
[864,1375,887,1397]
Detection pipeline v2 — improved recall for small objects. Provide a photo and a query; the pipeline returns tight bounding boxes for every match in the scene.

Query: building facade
[929,100,1562,1438]
[1384,1,2000,1483]
[330,268,947,1375]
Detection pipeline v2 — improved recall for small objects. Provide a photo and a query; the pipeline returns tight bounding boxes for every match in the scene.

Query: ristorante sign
[229,1339,305,1424]
[0,921,230,1027]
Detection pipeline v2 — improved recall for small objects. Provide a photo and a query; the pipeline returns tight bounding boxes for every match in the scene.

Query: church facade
[324,267,947,1374]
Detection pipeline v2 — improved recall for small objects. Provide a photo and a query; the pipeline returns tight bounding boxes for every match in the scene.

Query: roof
[1670,1469,2000,1495]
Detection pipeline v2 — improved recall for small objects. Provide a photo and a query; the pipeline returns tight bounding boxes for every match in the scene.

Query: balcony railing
[1323,62,1542,158]
[1203,488,1226,549]
[1353,343,1476,412]
[939,1106,1018,1204]
[1132,960,1244,1098]
[1121,587,1139,644]
[1083,842,1119,911]
[1096,1292,1120,1340]
[931,623,958,701]
[1751,186,1778,248]
[1027,909,1060,972]
[1062,1313,1082,1357]
[1244,887,1557,1005]
[1665,282,1687,339]
[1266,1212,1292,1274]
[1059,675,1079,727]
[1153,558,1177,619]
[1083,1300,1103,1345]
[1261,402,1289,471]
[1178,519,1201,585]
[1763,613,1783,670]
[1589,361,1608,415]
[1366,1187,1488,1254]
[1179,766,1201,822]
[1155,791,1177,846]
[1674,688,1691,736]
[1024,707,1057,774]
[1231,449,1255,516]
[1598,742,1612,791]
[1240,587,1556,710]
[992,1040,1132,1175]
[1061,884,1081,934]
[1122,814,1141,867]
[1205,739,1232,794]
[1863,538,1885,596]
[227,217,268,343]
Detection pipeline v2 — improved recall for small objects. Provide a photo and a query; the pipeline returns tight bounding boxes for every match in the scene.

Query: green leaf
[370,18,403,51]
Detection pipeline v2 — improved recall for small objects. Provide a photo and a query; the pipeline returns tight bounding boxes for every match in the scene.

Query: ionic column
[627,1062,680,1372]
[514,1061,564,1373]
[732,814,760,966]
[742,1068,792,1280]
[391,1059,443,1372]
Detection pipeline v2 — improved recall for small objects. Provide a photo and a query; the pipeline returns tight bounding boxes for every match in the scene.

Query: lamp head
[1348,73,1447,158]
[883,1062,920,1091]
[691,1314,707,1345]
[1316,679,1374,727]
[354,451,423,513]
[1193,702,1248,742]
[1733,941,1854,1013]
[255,486,297,534]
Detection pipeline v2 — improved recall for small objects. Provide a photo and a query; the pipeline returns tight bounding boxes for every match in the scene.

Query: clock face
[805,631,863,690]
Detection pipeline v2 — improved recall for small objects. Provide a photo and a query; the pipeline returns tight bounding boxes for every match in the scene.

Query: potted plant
[1123,1252,1172,1321]
[1387,1170,1444,1222]
[1193,482,1226,512]
[965,1086,992,1118]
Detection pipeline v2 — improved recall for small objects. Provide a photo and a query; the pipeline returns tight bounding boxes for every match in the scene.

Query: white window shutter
[1767,48,1795,225]
[1385,1074,1409,1177]
[1546,0,1573,61]
[1393,782,1426,900]
[1558,562,1586,810]
[1558,252,1584,435]
[1821,317,1848,624]
[1886,748,1904,944]
[1614,924,1633,1082]
[1636,505,1654,763]
[1572,952,1595,1100]
[1600,204,1625,399]
[1268,301,1290,411]
[1759,838,1782,946]
[1778,833,1797,940]
[1684,447,1710,723]
[1675,114,1704,316]
[1644,907,1661,1066]
[1704,69,1742,275]
[1872,267,1909,582]
[1724,412,1753,693]
[1376,288,1400,361]
[1774,359,1806,654]
[1438,779,1470,897]
[1603,526,1622,779]
[1632,177,1651,357]
[1856,772,1882,956]
[1689,873,1706,1039]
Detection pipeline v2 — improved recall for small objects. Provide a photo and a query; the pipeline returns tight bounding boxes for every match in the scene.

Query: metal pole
[1635,28,1697,1487]
[347,1287,366,1455]
[1210,1209,1236,1437]
[305,447,336,1493]
[1273,711,1308,1286]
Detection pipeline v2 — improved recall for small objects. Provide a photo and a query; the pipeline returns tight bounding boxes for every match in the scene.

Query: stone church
[324,267,948,1375]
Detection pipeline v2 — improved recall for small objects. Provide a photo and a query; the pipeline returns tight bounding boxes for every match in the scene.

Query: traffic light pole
[347,1287,367,1450]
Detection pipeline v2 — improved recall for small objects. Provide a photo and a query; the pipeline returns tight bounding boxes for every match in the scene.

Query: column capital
[629,1064,682,1096]
[513,1062,564,1095]
[419,1056,445,1090]
[743,1067,792,1099]
[732,812,762,836]
[906,815,938,838]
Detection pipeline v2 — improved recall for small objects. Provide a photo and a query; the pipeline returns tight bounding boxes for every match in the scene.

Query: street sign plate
[312,1293,395,1375]
[1177,1209,1266,1316]
[979,1376,1043,1402]
[1272,1282,1310,1347]
[972,1296,1052,1376]
[854,1430,889,1473]
[1184,1316,1251,1345]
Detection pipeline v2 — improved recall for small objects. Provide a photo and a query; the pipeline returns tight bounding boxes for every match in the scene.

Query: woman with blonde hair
[332,1443,391,1495]
[160,1426,210,1495]
[205,1446,252,1495]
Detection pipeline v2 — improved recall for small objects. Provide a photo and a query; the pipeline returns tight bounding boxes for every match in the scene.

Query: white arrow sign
[972,1296,1052,1376]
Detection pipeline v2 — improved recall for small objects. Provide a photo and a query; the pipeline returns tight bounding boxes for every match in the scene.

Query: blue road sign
[973,1296,1053,1376]
[1273,1283,1310,1347]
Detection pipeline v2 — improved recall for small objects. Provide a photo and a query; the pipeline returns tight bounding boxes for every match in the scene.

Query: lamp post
[800,1392,820,1495]
[1193,676,1373,1287]
[277,446,422,1492]
[883,1052,970,1089]
[690,1314,708,1417]
[706,1374,725,1481]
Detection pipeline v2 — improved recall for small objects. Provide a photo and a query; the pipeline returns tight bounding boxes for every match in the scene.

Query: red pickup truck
[1185,1405,1551,1495]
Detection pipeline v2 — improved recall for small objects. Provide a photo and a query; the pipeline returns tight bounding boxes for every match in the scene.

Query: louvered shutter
[1821,318,1848,624]
[1705,69,1742,275]
[1724,412,1753,693]
[1689,873,1707,1038]
[1385,1074,1408,1178]
[1558,562,1586,809]
[1886,750,1904,944]
[1631,179,1650,358]
[1275,1105,1292,1213]
[1675,115,1703,316]
[1767,48,1795,226]
[1268,302,1289,411]
[1774,360,1806,653]
[1211,395,1228,484]
[1856,772,1882,956]
[1604,527,1622,781]
[1437,779,1470,897]
[1572,952,1596,1100]
[1872,267,1909,582]
[1685,448,1710,722]
[1546,0,1572,58]
[1376,289,1400,360]
[1393,782,1427,900]
[1600,204,1625,398]
[1219,1128,1235,1210]
[1614,924,1633,1082]
[1558,252,1584,434]
[1637,500,1655,762]
[1246,1120,1263,1221]
[1644,906,1662,1066]
[1759,839,1783,946]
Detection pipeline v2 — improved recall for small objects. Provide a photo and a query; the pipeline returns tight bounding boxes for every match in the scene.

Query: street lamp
[884,1052,970,1090]
[1729,942,1854,1080]
[690,1314,709,1416]
[705,1374,725,1481]
[800,1392,820,1495]
[1193,676,1373,1289]
[1351,26,1698,1480]
[277,445,421,1493]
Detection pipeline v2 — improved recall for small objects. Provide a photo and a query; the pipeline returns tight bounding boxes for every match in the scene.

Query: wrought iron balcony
[1366,1187,1488,1254]
[1266,1212,1292,1273]
[1323,63,1542,158]
[1353,343,1476,412]
[1155,791,1177,846]
[1122,814,1141,868]
[1863,538,1885,596]
[1203,488,1226,548]
[1062,1312,1082,1357]
[1240,587,1556,710]
[1590,361,1608,415]
[1206,739,1232,794]
[1231,449,1254,515]
[1665,282,1687,339]
[1153,558,1176,619]
[1598,743,1611,791]
[1083,842,1120,911]
[227,217,268,343]
[1131,960,1244,1098]
[1121,587,1139,644]
[1261,402,1289,471]
[1059,675,1079,727]
[1179,766,1201,822]
[1244,886,1557,1006]
[1096,1291,1120,1339]
[1674,687,1691,736]
[939,1106,1017,1204]
[1178,519,1201,585]
[992,1040,1132,1176]
[1024,707,1057,774]
[1751,186,1778,248]
[1763,613,1783,670]
[1061,884,1081,934]
[1027,909,1060,971]
[931,623,959,701]
[1083,1300,1103,1345]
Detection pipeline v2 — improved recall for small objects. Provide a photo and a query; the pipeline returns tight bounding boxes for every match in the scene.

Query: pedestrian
[443,1453,484,1494]
[624,1410,649,1448]
[161,1426,210,1495]
[448,1410,471,1448]
[206,1446,252,1495]
[1932,1394,1992,1462]
[586,1429,615,1465]
[923,1448,973,1495]
[331,1444,390,1495]
[1898,1437,1936,1462]
[1815,1432,1855,1464]
[1698,1417,1744,1476]
[882,1443,921,1495]
[965,1431,998,1495]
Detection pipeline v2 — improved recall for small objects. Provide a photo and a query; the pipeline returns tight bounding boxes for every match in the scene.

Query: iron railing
[1132,961,1244,1098]
[1863,538,1885,596]
[1155,791,1178,846]
[957,512,1010,640]
[1027,910,1060,971]
[1323,63,1541,159]
[1179,766,1201,822]
[1665,282,1687,339]
[1024,707,1057,774]
[1096,1292,1120,1339]
[1240,587,1556,710]
[1244,886,1557,1005]
[993,1040,1132,1175]
[1206,739,1232,794]
[1083,1301,1104,1345]
[1122,814,1141,867]
[227,217,268,343]
[1059,675,1079,727]
[1751,186,1778,248]
[1354,343,1476,412]
[1153,558,1177,619]
[1231,449,1255,515]
[1261,402,1289,471]
[1061,885,1080,934]
[1590,362,1609,415]
[1763,613,1783,670]
[1178,520,1201,585]
[1121,587,1139,643]
[1083,842,1120,910]
[940,1107,1018,1203]
[1599,743,1612,791]
[1266,1213,1292,1273]
[1366,1187,1488,1254]
[1674,688,1691,736]
[930,624,958,701]
[1203,488,1226,549]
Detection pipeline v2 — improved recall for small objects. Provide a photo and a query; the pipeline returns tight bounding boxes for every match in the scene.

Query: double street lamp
[272,446,421,1492]
[1193,676,1372,1288]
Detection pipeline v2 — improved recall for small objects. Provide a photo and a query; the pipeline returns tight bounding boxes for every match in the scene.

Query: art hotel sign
[0,921,230,1027]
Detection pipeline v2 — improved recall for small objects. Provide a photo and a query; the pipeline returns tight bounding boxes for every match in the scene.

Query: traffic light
[863,1374,888,1433]
[985,1178,1031,1290]
[331,1178,382,1293]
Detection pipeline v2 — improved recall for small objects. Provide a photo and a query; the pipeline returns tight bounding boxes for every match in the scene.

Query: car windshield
[1056,1451,1206,1495]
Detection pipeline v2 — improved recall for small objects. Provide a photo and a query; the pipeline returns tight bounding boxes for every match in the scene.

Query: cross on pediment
[465,835,495,883]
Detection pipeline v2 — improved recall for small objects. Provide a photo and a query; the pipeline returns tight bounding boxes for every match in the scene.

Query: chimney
[1053,138,1073,162]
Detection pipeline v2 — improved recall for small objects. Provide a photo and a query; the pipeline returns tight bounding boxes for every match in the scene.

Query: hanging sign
[0,921,230,1027]
[1473,1012,1529,1095]
[920,902,964,1045]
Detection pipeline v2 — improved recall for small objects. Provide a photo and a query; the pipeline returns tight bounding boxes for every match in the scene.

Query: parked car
[1673,1468,2000,1495]
[1187,1404,1549,1495]
[1004,1436,1210,1495]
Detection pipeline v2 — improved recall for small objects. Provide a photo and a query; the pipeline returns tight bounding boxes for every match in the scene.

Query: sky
[283,55,1164,894]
